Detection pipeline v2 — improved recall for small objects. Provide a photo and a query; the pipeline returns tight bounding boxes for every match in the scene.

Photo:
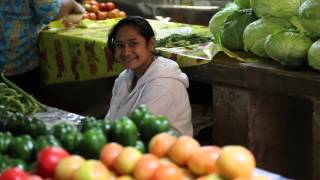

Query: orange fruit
[116,175,134,180]
[152,162,184,180]
[113,147,142,175]
[133,154,160,180]
[116,11,127,18]
[148,133,177,158]
[196,173,223,180]
[216,145,256,179]
[54,155,85,180]
[167,136,200,166]
[187,145,221,175]
[100,142,124,170]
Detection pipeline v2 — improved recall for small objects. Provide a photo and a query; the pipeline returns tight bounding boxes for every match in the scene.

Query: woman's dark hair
[107,16,155,59]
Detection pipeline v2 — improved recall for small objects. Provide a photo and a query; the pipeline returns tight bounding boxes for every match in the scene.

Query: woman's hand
[55,0,86,20]
[71,2,86,14]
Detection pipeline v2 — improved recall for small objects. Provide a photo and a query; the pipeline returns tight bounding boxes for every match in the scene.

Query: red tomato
[82,12,91,19]
[96,11,108,20]
[83,3,91,11]
[83,0,98,6]
[99,3,107,11]
[0,167,29,180]
[90,4,99,13]
[37,146,70,178]
[89,12,97,20]
[26,175,43,180]
[105,2,115,11]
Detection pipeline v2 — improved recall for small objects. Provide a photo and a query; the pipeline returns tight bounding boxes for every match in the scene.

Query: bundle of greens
[157,33,212,48]
[0,73,46,115]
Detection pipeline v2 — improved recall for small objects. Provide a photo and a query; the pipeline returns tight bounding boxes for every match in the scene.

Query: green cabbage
[250,0,304,18]
[308,39,320,70]
[264,32,313,69]
[235,0,251,9]
[208,3,239,35]
[299,0,320,39]
[221,9,257,50]
[243,17,293,57]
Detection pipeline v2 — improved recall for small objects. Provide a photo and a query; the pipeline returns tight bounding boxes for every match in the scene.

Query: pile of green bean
[0,74,46,115]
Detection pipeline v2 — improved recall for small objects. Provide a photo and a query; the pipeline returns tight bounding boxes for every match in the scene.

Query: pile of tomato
[82,0,126,20]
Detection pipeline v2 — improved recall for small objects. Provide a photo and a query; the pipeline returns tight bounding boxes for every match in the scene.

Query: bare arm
[54,0,85,20]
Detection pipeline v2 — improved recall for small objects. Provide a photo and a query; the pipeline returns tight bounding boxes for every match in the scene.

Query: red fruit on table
[97,11,108,20]
[37,146,70,178]
[0,167,29,180]
[105,2,116,12]
[90,4,99,13]
[88,12,97,20]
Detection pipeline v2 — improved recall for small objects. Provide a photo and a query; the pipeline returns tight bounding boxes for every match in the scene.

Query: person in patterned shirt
[0,0,85,95]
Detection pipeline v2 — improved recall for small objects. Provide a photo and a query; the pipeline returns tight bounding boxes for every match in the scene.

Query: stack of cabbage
[209,0,320,70]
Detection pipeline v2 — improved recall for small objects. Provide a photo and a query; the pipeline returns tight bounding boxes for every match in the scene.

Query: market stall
[34,0,320,178]
[37,18,214,117]
[38,19,211,85]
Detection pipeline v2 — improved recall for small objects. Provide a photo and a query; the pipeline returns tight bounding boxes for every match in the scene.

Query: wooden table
[184,52,320,180]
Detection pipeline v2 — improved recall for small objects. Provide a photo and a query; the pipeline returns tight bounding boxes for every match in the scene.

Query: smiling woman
[105,16,193,136]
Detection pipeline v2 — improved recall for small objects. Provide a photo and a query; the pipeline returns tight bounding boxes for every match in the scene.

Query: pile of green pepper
[0,104,178,173]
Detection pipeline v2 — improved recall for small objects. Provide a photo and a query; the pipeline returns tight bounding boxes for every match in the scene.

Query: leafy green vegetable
[235,0,251,9]
[221,9,257,50]
[243,17,293,57]
[308,39,320,70]
[157,33,212,48]
[299,0,320,39]
[264,31,312,69]
[250,0,303,18]
[208,3,239,35]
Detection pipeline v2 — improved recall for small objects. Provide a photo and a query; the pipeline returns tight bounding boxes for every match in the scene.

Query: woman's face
[114,25,155,74]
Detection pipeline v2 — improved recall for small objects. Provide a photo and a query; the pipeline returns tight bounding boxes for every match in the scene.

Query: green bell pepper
[34,135,61,154]
[59,130,82,153]
[129,104,151,127]
[134,140,146,153]
[3,112,22,134]
[98,120,111,138]
[51,122,77,141]
[77,128,107,159]
[109,116,139,146]
[139,114,170,142]
[8,135,34,162]
[0,154,28,173]
[78,117,100,132]
[22,117,50,138]
[0,132,12,153]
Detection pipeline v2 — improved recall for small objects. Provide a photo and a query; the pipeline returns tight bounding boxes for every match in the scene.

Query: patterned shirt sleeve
[31,0,62,24]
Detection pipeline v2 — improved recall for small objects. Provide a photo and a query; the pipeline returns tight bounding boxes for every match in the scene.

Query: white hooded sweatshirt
[106,56,193,136]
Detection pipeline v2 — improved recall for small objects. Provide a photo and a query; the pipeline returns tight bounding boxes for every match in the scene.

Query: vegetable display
[208,0,320,70]
[0,102,269,180]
